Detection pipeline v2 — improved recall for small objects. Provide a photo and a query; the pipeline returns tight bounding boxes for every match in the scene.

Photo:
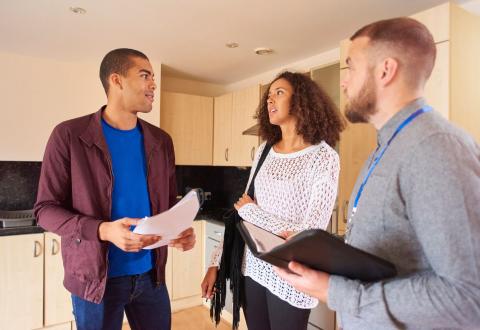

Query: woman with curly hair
[201,71,345,330]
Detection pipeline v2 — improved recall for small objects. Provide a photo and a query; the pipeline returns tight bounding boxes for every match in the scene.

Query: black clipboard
[237,220,397,282]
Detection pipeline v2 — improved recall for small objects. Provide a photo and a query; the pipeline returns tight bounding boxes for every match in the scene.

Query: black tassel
[210,209,244,329]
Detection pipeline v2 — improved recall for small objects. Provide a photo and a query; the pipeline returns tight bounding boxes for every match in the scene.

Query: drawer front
[205,221,225,241]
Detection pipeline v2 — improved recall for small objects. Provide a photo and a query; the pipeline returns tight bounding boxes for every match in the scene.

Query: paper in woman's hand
[133,190,200,249]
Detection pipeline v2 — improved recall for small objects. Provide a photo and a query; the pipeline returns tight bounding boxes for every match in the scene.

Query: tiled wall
[0,161,42,210]
[176,165,251,210]
[0,161,251,212]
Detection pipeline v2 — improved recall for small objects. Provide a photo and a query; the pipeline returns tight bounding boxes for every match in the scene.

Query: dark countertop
[0,225,45,236]
[195,207,231,223]
[0,207,230,237]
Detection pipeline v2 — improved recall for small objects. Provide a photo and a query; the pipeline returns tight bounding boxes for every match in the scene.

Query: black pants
[243,276,310,330]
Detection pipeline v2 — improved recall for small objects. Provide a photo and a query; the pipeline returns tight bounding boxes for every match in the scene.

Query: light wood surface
[0,234,44,329]
[161,91,214,165]
[44,232,74,326]
[411,2,450,43]
[424,41,450,119]
[121,306,231,330]
[337,69,377,234]
[213,93,233,165]
[171,221,203,300]
[450,3,480,142]
[231,84,261,166]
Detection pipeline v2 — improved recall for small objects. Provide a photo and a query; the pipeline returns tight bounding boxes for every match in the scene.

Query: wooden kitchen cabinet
[44,232,74,327]
[0,233,44,329]
[213,93,233,165]
[160,91,214,165]
[166,221,204,312]
[410,2,480,140]
[337,69,377,235]
[213,85,261,166]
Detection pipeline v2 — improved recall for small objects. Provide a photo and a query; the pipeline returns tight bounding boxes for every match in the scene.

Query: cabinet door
[337,69,377,234]
[213,93,233,165]
[231,85,261,166]
[0,233,44,329]
[424,41,450,119]
[411,2,450,43]
[171,221,203,300]
[161,92,214,165]
[44,232,74,326]
[165,246,173,300]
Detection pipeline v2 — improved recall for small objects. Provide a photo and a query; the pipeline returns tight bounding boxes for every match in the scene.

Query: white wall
[0,51,161,161]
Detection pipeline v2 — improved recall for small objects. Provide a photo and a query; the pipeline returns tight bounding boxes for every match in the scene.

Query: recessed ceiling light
[225,42,239,48]
[254,47,274,55]
[69,7,87,15]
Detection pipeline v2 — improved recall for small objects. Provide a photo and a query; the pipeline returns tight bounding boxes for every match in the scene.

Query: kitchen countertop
[0,207,230,237]
[0,225,45,236]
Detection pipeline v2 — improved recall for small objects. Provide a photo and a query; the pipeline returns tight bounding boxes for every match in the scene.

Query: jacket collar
[79,106,162,157]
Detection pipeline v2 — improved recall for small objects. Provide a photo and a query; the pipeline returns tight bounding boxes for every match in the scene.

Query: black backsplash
[0,161,42,210]
[0,161,250,212]
[176,165,251,211]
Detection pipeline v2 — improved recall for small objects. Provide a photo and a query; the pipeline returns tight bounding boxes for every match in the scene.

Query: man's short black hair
[99,48,149,94]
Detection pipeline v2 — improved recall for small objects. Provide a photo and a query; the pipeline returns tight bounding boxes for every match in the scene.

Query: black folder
[237,220,397,282]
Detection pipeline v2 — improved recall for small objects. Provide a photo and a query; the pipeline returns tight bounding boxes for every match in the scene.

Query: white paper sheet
[133,190,200,249]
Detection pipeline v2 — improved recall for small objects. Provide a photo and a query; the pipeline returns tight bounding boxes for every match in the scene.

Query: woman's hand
[234,193,255,211]
[201,266,218,300]
[279,231,297,241]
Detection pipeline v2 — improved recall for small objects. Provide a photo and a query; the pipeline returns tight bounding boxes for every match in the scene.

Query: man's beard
[344,74,378,124]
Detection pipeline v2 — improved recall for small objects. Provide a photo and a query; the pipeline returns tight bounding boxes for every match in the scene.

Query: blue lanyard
[349,106,432,222]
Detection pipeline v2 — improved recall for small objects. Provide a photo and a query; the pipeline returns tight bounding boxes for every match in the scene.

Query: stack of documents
[133,190,200,249]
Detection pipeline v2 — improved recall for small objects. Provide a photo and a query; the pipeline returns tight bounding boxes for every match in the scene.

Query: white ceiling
[0,0,476,84]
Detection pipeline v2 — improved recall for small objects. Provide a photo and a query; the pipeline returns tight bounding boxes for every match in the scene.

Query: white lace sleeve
[209,238,223,268]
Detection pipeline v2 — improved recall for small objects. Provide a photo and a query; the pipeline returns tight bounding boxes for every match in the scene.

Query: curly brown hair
[256,71,345,147]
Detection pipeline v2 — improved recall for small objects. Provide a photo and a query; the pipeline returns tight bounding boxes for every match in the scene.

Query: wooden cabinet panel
[213,93,233,165]
[165,246,173,300]
[171,221,203,300]
[424,41,450,119]
[339,39,351,70]
[44,232,74,326]
[0,234,44,330]
[161,92,214,165]
[337,69,377,234]
[450,3,480,142]
[231,85,260,166]
[411,2,450,43]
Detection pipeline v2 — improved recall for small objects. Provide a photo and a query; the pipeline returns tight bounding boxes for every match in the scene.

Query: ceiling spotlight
[226,42,239,48]
[69,7,87,15]
[254,47,274,55]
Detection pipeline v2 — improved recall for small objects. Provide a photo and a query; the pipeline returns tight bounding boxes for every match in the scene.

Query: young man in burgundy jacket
[35,48,195,330]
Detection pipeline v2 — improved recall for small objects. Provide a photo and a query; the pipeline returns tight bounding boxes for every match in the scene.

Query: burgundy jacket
[34,108,177,303]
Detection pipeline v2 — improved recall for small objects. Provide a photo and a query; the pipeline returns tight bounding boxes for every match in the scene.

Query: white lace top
[209,141,339,309]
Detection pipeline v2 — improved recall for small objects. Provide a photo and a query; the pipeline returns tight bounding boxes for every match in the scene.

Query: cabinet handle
[250,147,255,160]
[34,240,43,258]
[225,148,229,161]
[52,238,60,255]
[213,231,223,236]
[343,200,349,224]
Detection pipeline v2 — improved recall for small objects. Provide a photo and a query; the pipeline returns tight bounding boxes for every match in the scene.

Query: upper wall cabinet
[161,92,214,165]
[213,85,261,167]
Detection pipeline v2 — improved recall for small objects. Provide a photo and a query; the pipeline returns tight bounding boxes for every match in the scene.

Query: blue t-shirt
[101,118,153,278]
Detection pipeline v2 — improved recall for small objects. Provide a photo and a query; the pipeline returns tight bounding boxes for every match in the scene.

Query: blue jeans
[72,270,171,330]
